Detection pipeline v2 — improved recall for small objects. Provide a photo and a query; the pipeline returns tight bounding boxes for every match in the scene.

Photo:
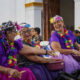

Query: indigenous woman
[49,15,80,73]
[0,21,36,80]
[17,26,63,80]
[0,21,53,80]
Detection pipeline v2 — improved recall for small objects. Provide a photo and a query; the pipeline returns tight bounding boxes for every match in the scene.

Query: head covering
[1,21,15,30]
[24,24,31,28]
[50,15,63,24]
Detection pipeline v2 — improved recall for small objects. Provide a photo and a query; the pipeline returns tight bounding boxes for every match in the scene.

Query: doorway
[43,0,74,40]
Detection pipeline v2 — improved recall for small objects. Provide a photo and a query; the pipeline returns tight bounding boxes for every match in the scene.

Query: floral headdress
[50,15,63,24]
[1,21,15,30]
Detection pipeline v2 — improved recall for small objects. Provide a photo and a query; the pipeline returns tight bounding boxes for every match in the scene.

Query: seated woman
[17,26,63,80]
[49,15,80,74]
[20,27,34,47]
[0,21,53,80]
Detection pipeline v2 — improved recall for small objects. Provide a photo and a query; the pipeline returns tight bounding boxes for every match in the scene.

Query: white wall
[0,0,43,27]
[34,7,43,30]
[15,0,26,24]
[25,7,35,27]
[25,6,43,34]
[26,0,43,3]
[74,0,80,30]
[0,0,26,25]
[0,0,16,24]
[25,0,43,35]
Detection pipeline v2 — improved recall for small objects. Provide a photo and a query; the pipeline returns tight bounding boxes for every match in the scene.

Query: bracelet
[45,50,48,55]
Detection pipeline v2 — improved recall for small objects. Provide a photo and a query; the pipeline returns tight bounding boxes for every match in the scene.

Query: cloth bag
[46,60,64,70]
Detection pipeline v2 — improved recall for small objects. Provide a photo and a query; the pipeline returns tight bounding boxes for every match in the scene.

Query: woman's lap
[0,66,36,80]
[26,64,59,80]
[61,54,80,73]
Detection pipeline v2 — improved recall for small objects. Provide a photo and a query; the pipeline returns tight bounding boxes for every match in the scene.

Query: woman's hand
[72,49,80,56]
[8,68,26,79]
[47,50,55,56]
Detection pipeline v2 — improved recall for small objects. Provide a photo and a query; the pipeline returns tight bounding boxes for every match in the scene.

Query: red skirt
[0,66,36,80]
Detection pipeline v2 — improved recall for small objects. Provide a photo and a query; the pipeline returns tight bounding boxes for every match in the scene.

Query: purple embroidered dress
[50,30,80,73]
[0,39,36,80]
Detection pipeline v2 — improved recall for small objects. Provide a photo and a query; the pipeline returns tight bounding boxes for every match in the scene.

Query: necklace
[0,33,17,68]
[8,42,17,67]
[24,39,41,48]
[57,28,74,49]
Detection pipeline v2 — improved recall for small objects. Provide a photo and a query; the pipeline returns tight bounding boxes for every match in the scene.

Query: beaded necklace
[24,39,36,47]
[0,32,17,68]
[8,42,17,67]
[57,28,74,49]
[24,39,41,48]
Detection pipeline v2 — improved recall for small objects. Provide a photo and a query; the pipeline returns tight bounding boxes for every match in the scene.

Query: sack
[46,60,64,70]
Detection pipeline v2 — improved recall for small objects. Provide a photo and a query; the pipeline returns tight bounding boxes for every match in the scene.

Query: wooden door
[43,0,60,40]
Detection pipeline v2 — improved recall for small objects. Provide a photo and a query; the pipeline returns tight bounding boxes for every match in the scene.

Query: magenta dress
[0,39,36,80]
[49,30,80,73]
